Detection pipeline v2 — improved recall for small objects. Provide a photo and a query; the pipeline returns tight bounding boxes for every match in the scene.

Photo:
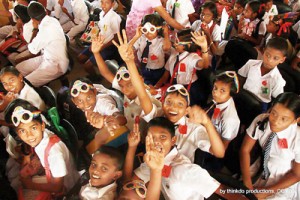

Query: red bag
[0,36,26,56]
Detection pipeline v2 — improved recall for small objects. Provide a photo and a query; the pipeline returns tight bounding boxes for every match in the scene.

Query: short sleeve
[221,118,240,140]
[183,0,195,15]
[246,114,266,140]
[211,25,222,42]
[271,76,285,98]
[48,144,67,178]
[238,60,251,77]
[134,163,151,183]
[191,20,201,32]
[190,53,201,70]
[258,21,267,35]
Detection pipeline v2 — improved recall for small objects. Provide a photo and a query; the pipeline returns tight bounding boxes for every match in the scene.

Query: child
[155,29,210,106]
[46,0,73,26]
[191,1,222,56]
[262,0,278,25]
[4,99,80,197]
[80,146,124,200]
[240,92,300,199]
[15,1,69,87]
[77,0,121,75]
[225,0,246,39]
[0,66,46,111]
[133,117,247,200]
[238,37,287,105]
[130,13,171,85]
[166,0,196,28]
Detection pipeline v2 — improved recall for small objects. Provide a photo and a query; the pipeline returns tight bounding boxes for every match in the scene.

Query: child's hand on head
[91,34,105,53]
[104,115,119,136]
[163,24,169,36]
[112,30,135,63]
[191,31,208,50]
[144,133,165,171]
[135,25,142,38]
[187,105,210,126]
[128,122,140,147]
[85,111,105,129]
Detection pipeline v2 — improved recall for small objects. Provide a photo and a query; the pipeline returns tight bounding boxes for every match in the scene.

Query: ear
[18,74,23,82]
[296,117,300,124]
[41,121,45,131]
[171,136,177,146]
[113,170,122,181]
[185,106,190,116]
[279,56,286,64]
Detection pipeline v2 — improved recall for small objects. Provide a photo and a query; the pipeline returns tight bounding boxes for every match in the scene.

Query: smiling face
[163,93,188,123]
[0,72,24,94]
[262,47,286,71]
[268,103,297,133]
[16,120,45,147]
[71,89,97,112]
[89,153,121,188]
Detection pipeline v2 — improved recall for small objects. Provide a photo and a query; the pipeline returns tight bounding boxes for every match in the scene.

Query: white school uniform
[34,129,80,192]
[16,15,69,87]
[134,147,220,200]
[212,97,240,141]
[238,59,285,103]
[80,181,117,200]
[18,82,46,111]
[98,8,121,45]
[191,20,222,42]
[47,0,73,25]
[134,35,166,70]
[247,114,300,200]
[165,48,201,85]
[175,116,211,162]
[166,0,195,28]
[112,76,163,131]
[262,5,278,25]
[240,18,266,41]
[93,93,120,116]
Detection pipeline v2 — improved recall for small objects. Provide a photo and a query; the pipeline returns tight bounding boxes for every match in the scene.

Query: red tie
[178,124,187,134]
[162,165,172,178]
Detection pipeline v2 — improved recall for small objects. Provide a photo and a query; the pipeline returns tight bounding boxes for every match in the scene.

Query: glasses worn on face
[116,67,130,81]
[166,84,190,104]
[11,106,41,127]
[71,80,93,97]
[123,180,147,198]
[218,71,240,93]
[141,22,162,34]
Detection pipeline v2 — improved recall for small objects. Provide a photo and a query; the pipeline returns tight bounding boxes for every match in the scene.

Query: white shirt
[238,59,285,103]
[34,129,80,192]
[98,8,121,44]
[71,0,89,24]
[263,5,278,25]
[134,148,220,200]
[23,19,33,43]
[212,97,240,141]
[166,0,195,28]
[247,114,300,200]
[28,16,69,73]
[80,181,117,200]
[175,116,211,162]
[191,20,222,42]
[134,35,165,70]
[18,82,46,111]
[165,48,201,85]
[47,0,73,19]
[292,20,300,39]
[93,93,120,116]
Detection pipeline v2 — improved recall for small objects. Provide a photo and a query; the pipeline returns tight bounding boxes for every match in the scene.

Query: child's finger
[112,40,119,48]
[122,29,128,44]
[117,31,123,45]
[145,135,150,152]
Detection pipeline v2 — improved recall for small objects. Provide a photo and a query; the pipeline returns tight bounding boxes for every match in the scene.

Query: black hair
[146,117,175,137]
[265,37,288,57]
[27,1,46,21]
[214,72,239,95]
[93,146,125,170]
[200,1,218,19]
[235,0,248,8]
[247,1,265,19]
[4,99,43,125]
[261,0,273,3]
[0,66,21,77]
[176,29,198,52]
[14,4,30,24]
[273,92,300,119]
[0,82,8,95]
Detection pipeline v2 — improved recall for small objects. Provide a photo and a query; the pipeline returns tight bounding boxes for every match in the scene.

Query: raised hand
[91,34,105,53]
[187,105,210,126]
[85,111,104,129]
[135,25,142,38]
[144,133,165,171]
[104,115,119,136]
[191,31,208,50]
[112,29,135,63]
[127,122,140,147]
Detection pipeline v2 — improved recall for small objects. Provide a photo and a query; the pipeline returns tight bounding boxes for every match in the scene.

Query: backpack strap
[44,134,61,182]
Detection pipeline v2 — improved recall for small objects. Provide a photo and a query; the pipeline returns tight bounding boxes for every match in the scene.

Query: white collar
[164,147,179,166]
[215,97,233,110]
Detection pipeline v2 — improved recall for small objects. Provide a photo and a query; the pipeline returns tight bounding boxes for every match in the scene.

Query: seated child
[4,99,80,197]
[80,146,124,200]
[130,13,171,86]
[240,92,300,199]
[262,0,278,25]
[46,0,73,26]
[0,66,46,111]
[225,0,246,39]
[78,0,122,75]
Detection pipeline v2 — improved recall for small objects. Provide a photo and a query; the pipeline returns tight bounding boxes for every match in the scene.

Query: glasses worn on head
[218,71,240,93]
[116,67,130,81]
[123,180,147,198]
[71,80,93,97]
[166,84,190,104]
[141,22,162,34]
[11,106,41,127]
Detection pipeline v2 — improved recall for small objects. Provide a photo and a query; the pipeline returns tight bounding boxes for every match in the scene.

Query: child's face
[200,8,214,24]
[262,47,286,71]
[266,21,279,33]
[118,79,137,100]
[163,93,188,123]
[101,0,114,13]
[0,72,24,94]
[265,1,273,12]
[269,103,297,133]
[233,3,244,15]
[173,41,188,53]
[89,153,121,188]
[147,126,177,156]
[243,4,256,19]
[16,120,45,147]
[212,81,231,104]
[72,89,97,112]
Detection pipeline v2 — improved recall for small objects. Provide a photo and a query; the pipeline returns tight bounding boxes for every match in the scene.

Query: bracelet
[201,49,209,54]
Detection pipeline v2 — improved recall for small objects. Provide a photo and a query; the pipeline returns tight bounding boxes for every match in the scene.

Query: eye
[90,162,96,169]
[160,135,166,140]
[101,166,108,172]
[32,125,37,131]
[221,89,225,93]
[87,96,91,101]
[165,100,172,106]
[178,102,184,107]
[17,129,26,136]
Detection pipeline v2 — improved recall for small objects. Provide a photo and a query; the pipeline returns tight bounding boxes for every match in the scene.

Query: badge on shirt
[278,138,288,149]
[103,24,107,31]
[162,165,172,178]
[261,80,269,95]
[142,57,148,63]
[124,102,129,108]
[178,124,187,134]
[179,63,186,72]
[150,54,158,60]
[174,2,180,7]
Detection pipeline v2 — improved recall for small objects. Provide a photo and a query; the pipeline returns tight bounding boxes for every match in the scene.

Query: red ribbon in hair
[277,22,293,36]
[258,4,265,14]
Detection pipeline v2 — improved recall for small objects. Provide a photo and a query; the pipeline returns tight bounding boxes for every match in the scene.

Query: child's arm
[188,105,225,158]
[129,25,142,47]
[113,30,154,115]
[199,23,219,55]
[58,0,76,25]
[154,6,184,30]
[191,31,210,69]
[239,134,257,190]
[162,25,171,52]
[123,122,140,182]
[91,35,115,84]
[20,176,64,193]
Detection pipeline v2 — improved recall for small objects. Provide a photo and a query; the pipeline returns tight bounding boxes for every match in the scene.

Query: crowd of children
[0,0,300,199]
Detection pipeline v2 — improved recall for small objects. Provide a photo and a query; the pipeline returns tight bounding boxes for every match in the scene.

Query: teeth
[85,106,92,110]
[92,175,100,179]
[169,111,178,115]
